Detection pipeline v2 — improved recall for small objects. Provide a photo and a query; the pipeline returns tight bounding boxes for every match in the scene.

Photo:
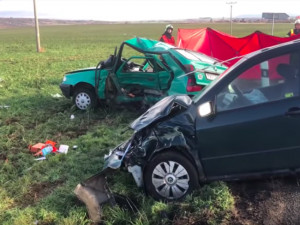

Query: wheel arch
[73,82,96,96]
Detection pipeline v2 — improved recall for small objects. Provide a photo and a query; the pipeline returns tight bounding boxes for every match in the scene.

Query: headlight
[205,73,219,80]
[63,76,66,82]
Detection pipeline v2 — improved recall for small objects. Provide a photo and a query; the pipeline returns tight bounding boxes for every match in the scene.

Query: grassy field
[0,22,293,225]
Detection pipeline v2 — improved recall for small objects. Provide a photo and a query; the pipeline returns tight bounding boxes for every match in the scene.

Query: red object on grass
[43,140,57,152]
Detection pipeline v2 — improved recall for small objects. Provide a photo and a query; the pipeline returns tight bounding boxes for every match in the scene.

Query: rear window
[176,49,216,64]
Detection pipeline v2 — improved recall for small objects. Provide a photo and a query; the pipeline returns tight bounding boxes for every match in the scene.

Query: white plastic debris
[34,157,46,161]
[58,145,69,154]
[51,93,63,98]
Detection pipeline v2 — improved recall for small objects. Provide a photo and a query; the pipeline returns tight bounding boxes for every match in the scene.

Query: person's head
[295,19,300,30]
[165,24,173,34]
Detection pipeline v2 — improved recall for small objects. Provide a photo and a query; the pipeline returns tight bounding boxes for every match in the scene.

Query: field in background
[0,23,293,225]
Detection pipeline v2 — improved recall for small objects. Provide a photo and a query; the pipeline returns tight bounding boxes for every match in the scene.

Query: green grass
[0,22,292,224]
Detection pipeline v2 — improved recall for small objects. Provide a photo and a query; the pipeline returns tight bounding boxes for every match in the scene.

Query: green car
[60,37,227,110]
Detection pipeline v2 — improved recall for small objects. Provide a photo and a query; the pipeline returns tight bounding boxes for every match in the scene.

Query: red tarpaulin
[177,27,300,66]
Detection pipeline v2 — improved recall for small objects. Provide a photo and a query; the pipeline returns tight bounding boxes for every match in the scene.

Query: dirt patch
[17,180,64,208]
[0,153,6,161]
[5,117,20,125]
[229,177,300,225]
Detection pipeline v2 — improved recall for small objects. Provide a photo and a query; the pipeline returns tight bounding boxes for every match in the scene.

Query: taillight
[184,64,203,92]
[186,76,203,92]
[184,64,195,72]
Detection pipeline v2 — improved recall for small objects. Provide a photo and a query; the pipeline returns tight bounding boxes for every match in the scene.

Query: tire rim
[75,92,91,110]
[152,160,190,199]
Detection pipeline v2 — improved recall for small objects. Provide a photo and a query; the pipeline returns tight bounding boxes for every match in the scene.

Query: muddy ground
[228,176,300,225]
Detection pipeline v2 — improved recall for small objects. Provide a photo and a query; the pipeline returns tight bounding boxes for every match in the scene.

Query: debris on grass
[29,140,70,160]
[57,144,69,154]
[51,93,63,98]
[0,105,10,109]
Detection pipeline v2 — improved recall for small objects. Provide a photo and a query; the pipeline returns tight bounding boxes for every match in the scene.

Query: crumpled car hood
[130,95,192,132]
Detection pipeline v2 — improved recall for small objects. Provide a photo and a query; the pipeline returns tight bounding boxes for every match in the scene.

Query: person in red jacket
[159,24,175,46]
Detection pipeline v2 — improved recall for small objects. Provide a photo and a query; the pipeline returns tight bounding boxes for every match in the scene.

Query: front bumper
[103,140,144,187]
[74,140,143,223]
[59,84,72,98]
[74,169,115,223]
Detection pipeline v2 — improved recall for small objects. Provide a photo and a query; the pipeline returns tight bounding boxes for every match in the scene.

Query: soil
[228,176,300,225]
[17,180,64,207]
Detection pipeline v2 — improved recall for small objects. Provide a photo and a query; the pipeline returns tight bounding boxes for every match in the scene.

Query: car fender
[140,126,206,183]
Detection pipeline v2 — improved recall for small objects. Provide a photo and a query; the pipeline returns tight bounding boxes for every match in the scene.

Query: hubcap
[75,92,91,110]
[152,160,190,200]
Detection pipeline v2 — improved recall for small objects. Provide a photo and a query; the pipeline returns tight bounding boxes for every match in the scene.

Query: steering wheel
[231,84,252,105]
[231,84,243,97]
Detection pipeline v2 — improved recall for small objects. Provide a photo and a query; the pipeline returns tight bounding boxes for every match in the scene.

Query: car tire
[144,151,198,201]
[73,87,97,110]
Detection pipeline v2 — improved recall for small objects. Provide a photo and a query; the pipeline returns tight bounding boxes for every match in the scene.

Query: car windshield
[175,49,217,64]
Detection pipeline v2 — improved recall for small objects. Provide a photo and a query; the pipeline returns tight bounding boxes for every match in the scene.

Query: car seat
[276,63,299,98]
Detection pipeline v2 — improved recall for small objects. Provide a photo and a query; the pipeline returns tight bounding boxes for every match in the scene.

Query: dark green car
[75,39,300,222]
[60,37,227,110]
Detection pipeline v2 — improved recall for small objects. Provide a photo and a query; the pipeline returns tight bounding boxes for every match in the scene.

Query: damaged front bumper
[74,136,143,223]
[74,170,115,223]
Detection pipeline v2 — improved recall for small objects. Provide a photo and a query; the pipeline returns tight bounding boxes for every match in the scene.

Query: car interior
[216,52,300,111]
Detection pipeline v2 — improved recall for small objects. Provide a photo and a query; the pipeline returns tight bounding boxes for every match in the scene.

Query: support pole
[33,0,41,53]
[226,1,237,35]
[271,13,275,35]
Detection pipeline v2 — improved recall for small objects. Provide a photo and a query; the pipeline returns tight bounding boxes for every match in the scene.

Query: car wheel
[73,87,97,110]
[144,151,198,201]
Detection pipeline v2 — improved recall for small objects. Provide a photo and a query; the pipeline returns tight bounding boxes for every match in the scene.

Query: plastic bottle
[41,145,53,156]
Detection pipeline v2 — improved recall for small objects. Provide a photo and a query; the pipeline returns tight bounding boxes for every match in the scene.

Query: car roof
[124,37,174,53]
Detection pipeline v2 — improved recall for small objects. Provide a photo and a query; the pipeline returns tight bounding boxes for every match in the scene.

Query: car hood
[130,95,192,131]
[66,67,96,74]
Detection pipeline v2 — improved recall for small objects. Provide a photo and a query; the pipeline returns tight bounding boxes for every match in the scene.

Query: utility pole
[271,13,275,35]
[226,1,237,35]
[33,0,41,52]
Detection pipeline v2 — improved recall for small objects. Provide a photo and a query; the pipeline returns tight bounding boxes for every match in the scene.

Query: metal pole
[226,2,236,35]
[230,4,233,35]
[33,0,41,52]
[271,13,275,35]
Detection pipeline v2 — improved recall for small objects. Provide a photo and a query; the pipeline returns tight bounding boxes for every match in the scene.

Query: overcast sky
[0,0,299,21]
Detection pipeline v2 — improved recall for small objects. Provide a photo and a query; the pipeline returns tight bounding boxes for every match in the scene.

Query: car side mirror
[198,101,214,117]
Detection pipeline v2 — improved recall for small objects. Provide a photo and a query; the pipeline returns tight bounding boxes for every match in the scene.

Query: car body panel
[64,68,96,87]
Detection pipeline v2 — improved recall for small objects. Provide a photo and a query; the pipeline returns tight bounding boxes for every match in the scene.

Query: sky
[0,0,299,21]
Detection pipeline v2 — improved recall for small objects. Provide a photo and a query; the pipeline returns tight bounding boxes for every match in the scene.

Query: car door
[196,51,300,179]
[116,56,163,91]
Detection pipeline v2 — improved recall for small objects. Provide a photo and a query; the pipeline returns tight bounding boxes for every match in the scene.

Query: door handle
[285,107,300,116]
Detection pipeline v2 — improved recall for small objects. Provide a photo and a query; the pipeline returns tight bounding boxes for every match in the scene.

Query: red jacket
[160,34,175,46]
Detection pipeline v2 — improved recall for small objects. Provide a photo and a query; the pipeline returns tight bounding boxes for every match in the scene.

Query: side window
[216,53,300,112]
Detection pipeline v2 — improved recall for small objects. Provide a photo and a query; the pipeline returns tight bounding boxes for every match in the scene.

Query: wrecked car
[75,39,300,222]
[60,37,227,110]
